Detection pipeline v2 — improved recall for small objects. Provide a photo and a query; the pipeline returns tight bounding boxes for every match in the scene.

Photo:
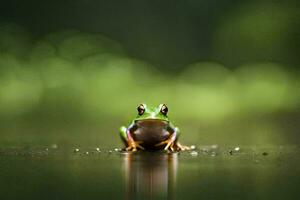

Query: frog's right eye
[137,104,145,115]
[160,104,168,115]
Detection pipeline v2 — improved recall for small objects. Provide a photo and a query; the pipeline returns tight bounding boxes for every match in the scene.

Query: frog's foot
[125,140,144,152]
[176,142,191,151]
[156,139,191,152]
[155,137,176,152]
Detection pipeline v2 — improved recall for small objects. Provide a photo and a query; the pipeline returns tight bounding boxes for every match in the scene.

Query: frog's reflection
[123,152,178,200]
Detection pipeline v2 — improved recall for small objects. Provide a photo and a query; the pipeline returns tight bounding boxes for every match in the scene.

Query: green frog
[119,104,190,152]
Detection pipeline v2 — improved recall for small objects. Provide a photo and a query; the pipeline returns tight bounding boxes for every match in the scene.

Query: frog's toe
[125,145,137,151]
[135,142,145,150]
[125,140,144,151]
[126,146,137,152]
[155,140,168,146]
[169,143,175,152]
[164,141,173,150]
[176,142,191,151]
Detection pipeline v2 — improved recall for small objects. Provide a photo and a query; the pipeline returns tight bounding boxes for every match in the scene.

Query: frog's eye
[137,104,145,115]
[160,104,168,115]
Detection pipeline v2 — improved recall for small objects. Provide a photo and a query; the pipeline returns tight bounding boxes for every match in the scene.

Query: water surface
[0,146,299,200]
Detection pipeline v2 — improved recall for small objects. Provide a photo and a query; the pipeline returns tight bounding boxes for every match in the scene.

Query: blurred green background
[0,0,299,148]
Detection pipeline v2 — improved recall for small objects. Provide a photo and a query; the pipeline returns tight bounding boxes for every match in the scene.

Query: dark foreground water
[0,146,300,200]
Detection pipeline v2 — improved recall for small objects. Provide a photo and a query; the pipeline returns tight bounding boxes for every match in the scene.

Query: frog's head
[134,103,169,122]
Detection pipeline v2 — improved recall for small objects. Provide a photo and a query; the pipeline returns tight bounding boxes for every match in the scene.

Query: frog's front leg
[119,126,144,152]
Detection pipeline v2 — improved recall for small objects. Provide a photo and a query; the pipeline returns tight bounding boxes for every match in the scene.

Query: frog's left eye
[137,104,145,115]
[160,104,168,115]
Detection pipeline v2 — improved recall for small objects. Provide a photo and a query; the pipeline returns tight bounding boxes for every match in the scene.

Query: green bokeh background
[0,0,299,148]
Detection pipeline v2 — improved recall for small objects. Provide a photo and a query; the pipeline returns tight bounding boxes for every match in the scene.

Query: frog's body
[119,104,189,152]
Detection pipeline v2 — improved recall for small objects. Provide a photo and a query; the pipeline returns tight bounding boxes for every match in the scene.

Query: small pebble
[190,151,198,156]
[108,150,113,153]
[234,147,240,152]
[45,148,49,151]
[96,148,101,152]
[190,145,196,150]
[211,152,217,157]
[211,144,218,149]
[85,152,89,155]
[114,148,121,152]
[51,144,58,149]
[74,148,80,153]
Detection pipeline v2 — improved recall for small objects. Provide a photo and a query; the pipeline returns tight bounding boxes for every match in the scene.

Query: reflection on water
[123,152,178,200]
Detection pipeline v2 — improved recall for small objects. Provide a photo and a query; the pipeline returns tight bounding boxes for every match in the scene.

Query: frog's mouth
[134,119,168,126]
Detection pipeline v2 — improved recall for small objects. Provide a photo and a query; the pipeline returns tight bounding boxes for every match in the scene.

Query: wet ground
[0,145,300,200]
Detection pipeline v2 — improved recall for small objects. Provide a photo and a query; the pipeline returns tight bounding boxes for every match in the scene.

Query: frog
[119,103,190,152]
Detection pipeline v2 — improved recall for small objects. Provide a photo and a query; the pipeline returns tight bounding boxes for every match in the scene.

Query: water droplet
[190,145,196,150]
[190,151,198,156]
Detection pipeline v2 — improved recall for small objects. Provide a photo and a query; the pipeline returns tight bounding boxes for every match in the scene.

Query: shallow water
[0,146,300,200]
